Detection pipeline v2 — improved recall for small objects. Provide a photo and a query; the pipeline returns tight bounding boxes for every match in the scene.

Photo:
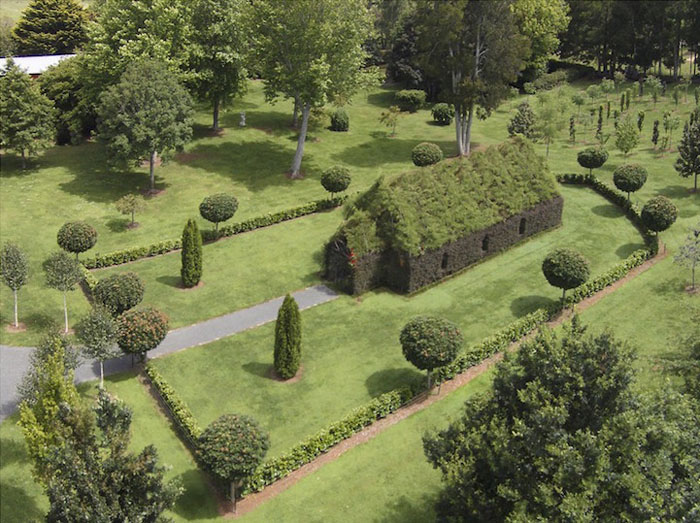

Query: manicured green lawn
[151,183,642,457]
[96,209,341,329]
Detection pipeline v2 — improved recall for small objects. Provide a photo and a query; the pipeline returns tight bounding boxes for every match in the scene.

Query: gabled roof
[0,54,75,75]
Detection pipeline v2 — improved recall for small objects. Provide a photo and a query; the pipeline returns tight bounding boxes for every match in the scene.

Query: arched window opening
[441,252,449,269]
[519,217,526,235]
[482,235,489,252]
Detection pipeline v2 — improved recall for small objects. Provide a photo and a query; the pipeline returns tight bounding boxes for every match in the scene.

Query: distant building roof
[0,54,75,75]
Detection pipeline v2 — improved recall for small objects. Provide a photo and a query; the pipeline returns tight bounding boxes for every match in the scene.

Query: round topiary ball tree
[181,219,203,288]
[274,294,301,379]
[320,166,351,197]
[117,306,169,363]
[197,414,270,512]
[199,193,238,235]
[542,248,591,302]
[577,147,609,176]
[399,316,463,391]
[57,221,97,259]
[93,272,145,317]
[613,164,648,202]
[641,195,678,240]
[431,103,455,125]
[412,142,443,167]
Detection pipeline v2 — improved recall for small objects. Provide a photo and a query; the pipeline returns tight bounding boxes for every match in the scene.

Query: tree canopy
[12,0,87,55]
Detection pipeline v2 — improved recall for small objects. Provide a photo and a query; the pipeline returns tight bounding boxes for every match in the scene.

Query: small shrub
[320,166,351,195]
[93,272,145,316]
[411,142,443,167]
[507,101,536,139]
[57,221,97,258]
[117,306,169,360]
[542,248,591,301]
[395,89,426,112]
[329,107,349,132]
[641,196,677,233]
[532,70,568,91]
[613,164,647,201]
[431,103,454,125]
[577,147,608,175]
[273,294,301,379]
[115,194,145,226]
[181,219,202,288]
[199,193,238,234]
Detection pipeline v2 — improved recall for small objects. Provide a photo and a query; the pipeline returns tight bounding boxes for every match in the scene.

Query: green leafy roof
[339,136,559,256]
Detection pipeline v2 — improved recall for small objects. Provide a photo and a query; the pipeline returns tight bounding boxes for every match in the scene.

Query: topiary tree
[329,107,349,131]
[641,196,678,237]
[1,242,29,328]
[577,147,608,176]
[92,272,145,317]
[320,166,351,196]
[74,307,118,387]
[507,101,536,139]
[395,89,426,112]
[115,194,145,228]
[43,251,83,333]
[199,193,238,234]
[411,142,443,167]
[57,221,97,259]
[197,413,269,511]
[400,316,463,390]
[675,121,700,192]
[431,103,455,125]
[274,294,301,379]
[542,248,590,301]
[117,306,169,363]
[181,219,203,288]
[613,164,647,202]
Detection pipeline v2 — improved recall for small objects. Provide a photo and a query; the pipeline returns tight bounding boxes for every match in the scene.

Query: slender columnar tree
[273,294,302,379]
[43,251,83,333]
[181,219,203,288]
[0,243,29,328]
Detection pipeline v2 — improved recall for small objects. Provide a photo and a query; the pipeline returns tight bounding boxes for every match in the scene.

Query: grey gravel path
[0,285,338,420]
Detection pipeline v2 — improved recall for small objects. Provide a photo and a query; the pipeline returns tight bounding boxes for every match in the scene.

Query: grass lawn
[0,372,219,523]
[95,208,341,329]
[151,182,642,457]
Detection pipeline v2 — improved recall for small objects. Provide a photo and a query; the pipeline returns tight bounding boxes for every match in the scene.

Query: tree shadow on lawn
[365,367,425,397]
[510,295,557,317]
[377,493,439,523]
[616,242,646,258]
[0,481,44,523]
[0,432,27,468]
[591,203,624,218]
[170,468,220,521]
[658,184,696,200]
[0,155,42,178]
[241,361,277,380]
[156,275,182,289]
[106,217,130,233]
[366,90,399,109]
[333,137,457,168]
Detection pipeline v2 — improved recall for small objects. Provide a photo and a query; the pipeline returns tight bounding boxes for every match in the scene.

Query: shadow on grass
[591,203,624,218]
[333,137,456,168]
[510,295,556,316]
[615,242,646,258]
[241,361,273,379]
[171,468,220,521]
[377,493,438,522]
[0,433,27,467]
[106,218,130,233]
[0,481,44,522]
[365,367,424,397]
[367,90,399,109]
[156,275,182,289]
[658,184,696,200]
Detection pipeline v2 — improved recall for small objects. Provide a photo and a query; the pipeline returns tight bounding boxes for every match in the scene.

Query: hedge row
[80,264,97,292]
[82,196,346,269]
[241,387,413,494]
[145,363,202,443]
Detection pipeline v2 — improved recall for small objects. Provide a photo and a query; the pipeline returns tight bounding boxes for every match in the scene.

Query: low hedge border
[82,196,347,269]
[79,264,98,292]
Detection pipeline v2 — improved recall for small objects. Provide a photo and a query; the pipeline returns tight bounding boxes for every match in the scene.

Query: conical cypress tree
[181,219,202,288]
[273,294,301,379]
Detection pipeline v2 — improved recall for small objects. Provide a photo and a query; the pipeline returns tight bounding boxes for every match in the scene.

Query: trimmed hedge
[82,196,346,269]
[395,89,426,112]
[411,142,443,166]
[241,387,413,494]
[145,363,202,443]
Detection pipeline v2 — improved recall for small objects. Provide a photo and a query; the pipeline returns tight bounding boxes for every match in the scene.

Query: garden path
[0,285,338,420]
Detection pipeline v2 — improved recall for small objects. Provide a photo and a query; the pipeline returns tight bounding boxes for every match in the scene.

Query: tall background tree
[189,0,249,130]
[97,60,193,192]
[415,0,529,156]
[0,59,56,169]
[250,0,378,178]
[0,243,29,329]
[675,121,700,192]
[11,0,87,55]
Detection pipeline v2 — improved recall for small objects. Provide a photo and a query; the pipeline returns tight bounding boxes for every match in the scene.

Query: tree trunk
[13,289,18,328]
[21,149,26,170]
[695,173,698,192]
[289,103,310,178]
[149,150,156,191]
[455,112,465,156]
[63,292,69,333]
[230,482,237,513]
[292,96,300,128]
[212,97,220,130]
[463,104,475,155]
[562,288,566,302]
[131,210,135,225]
[426,369,432,391]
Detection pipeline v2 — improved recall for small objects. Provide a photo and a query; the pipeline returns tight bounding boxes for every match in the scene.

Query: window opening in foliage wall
[441,252,449,269]
[519,217,527,234]
[482,236,490,252]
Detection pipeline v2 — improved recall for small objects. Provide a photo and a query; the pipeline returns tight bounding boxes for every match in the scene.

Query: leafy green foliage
[330,107,350,131]
[507,101,536,139]
[1,242,28,293]
[93,272,145,317]
[43,251,82,293]
[97,59,193,190]
[423,320,700,521]
[11,0,87,55]
[431,103,455,125]
[74,307,118,372]
[541,248,590,300]
[394,89,426,112]
[613,164,647,200]
[341,137,559,256]
[576,147,608,175]
[641,195,678,234]
[511,0,570,72]
[321,166,351,195]
[675,121,700,191]
[674,222,700,290]
[199,193,239,233]
[400,316,462,387]
[615,115,640,156]
[411,142,443,167]
[56,221,97,257]
[379,105,402,136]
[274,294,302,379]
[181,219,203,287]
[116,306,169,359]
[0,58,56,169]
[115,194,145,226]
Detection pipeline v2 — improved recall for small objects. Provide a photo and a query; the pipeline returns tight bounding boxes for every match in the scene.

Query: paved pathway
[0,285,338,421]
